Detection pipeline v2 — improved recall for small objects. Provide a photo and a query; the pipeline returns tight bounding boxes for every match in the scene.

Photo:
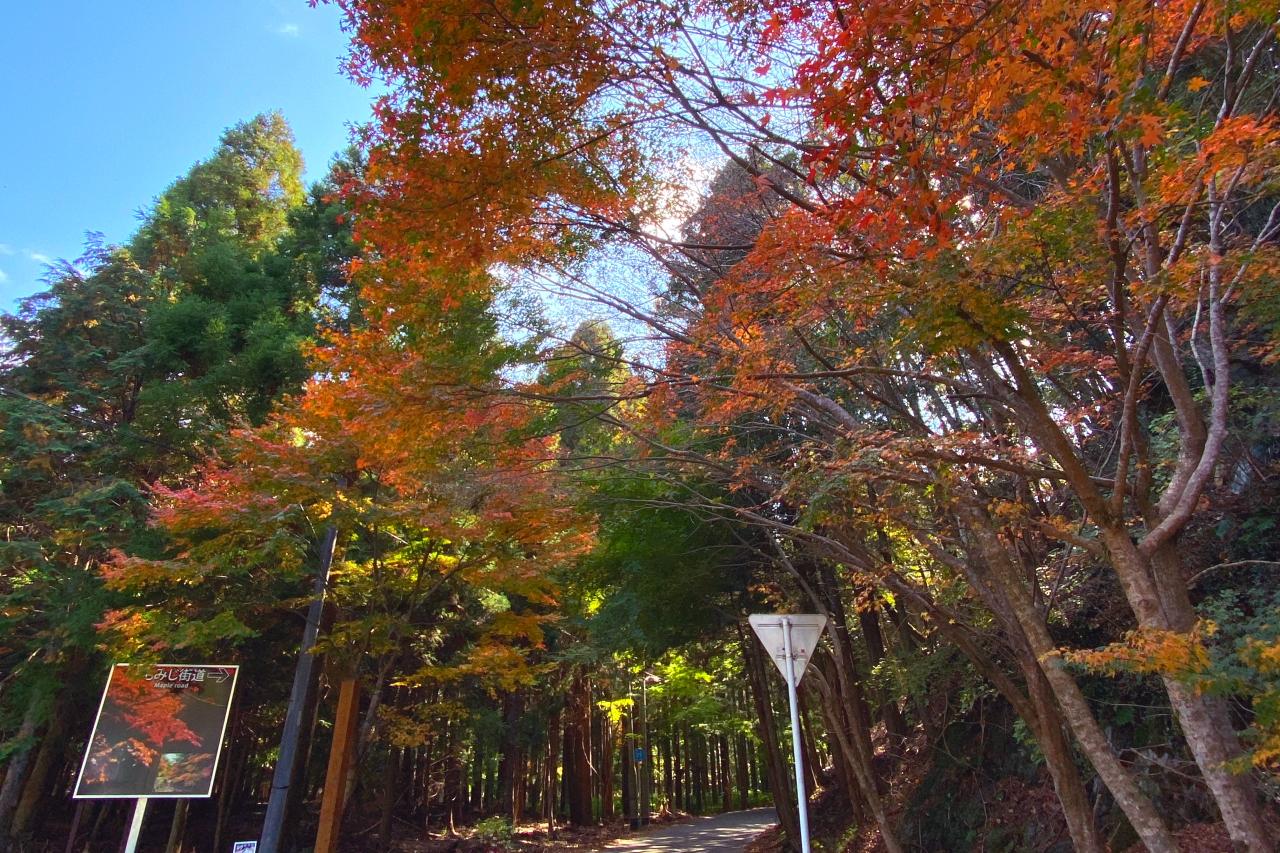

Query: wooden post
[62,800,85,853]
[163,799,189,853]
[315,675,361,853]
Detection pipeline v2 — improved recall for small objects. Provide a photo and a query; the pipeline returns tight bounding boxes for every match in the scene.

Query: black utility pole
[259,525,338,853]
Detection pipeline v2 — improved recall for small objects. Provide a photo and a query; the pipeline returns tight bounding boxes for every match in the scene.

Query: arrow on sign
[748,614,826,687]
[205,667,235,683]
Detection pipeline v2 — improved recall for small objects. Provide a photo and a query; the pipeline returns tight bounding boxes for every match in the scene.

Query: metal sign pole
[627,681,639,829]
[781,618,812,853]
[640,677,651,826]
[123,797,149,853]
[748,613,824,853]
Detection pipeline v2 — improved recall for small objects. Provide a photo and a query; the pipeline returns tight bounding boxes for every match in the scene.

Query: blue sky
[0,1,374,308]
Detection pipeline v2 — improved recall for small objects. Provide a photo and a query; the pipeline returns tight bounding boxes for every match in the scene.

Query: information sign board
[73,663,239,799]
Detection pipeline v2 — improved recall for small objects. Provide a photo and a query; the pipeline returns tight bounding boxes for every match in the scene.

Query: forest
[1,0,1279,851]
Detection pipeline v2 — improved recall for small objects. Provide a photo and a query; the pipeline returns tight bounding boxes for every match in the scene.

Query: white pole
[123,797,149,853]
[781,618,812,853]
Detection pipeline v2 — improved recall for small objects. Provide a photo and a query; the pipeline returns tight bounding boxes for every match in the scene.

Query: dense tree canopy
[3,3,1280,852]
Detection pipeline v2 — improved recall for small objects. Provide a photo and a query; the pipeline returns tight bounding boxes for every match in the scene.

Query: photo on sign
[232,842,258,853]
[73,663,239,799]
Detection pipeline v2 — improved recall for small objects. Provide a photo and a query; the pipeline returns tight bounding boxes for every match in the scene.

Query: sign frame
[72,663,240,800]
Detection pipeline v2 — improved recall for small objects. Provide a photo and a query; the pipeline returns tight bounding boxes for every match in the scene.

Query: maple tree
[324,0,1280,849]
[4,3,1280,851]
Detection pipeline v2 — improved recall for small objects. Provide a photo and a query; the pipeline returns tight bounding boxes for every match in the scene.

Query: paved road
[601,808,778,852]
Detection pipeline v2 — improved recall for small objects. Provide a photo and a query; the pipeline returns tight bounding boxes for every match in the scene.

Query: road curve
[600,808,778,852]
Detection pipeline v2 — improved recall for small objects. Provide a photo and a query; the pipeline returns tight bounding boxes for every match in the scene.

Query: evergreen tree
[0,114,352,846]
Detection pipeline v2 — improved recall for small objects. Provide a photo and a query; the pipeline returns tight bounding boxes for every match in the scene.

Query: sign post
[749,614,826,853]
[123,798,148,853]
[73,663,240,853]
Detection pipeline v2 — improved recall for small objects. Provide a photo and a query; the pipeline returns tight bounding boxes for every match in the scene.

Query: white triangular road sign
[749,613,827,686]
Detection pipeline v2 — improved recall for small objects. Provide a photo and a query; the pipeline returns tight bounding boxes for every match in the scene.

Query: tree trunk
[958,505,1178,853]
[893,537,1117,852]
[545,705,561,834]
[486,752,499,813]
[11,696,67,840]
[600,718,615,821]
[719,734,732,812]
[781,560,903,853]
[1164,677,1269,853]
[692,729,704,813]
[1023,663,1104,853]
[63,800,87,853]
[1000,329,1268,850]
[497,693,524,823]
[0,692,45,851]
[420,735,435,828]
[470,738,485,815]
[212,718,247,853]
[672,727,684,813]
[444,725,464,831]
[379,748,399,850]
[735,733,750,811]
[662,732,674,811]
[797,691,822,795]
[565,672,594,826]
[1147,544,1270,853]
[813,663,867,827]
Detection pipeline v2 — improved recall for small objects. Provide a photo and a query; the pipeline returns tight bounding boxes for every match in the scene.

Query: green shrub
[472,815,514,846]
